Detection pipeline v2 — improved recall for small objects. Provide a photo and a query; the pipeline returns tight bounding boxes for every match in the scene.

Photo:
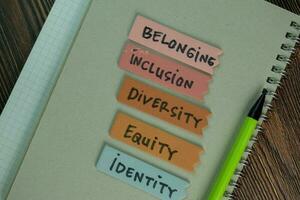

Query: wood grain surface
[0,0,299,199]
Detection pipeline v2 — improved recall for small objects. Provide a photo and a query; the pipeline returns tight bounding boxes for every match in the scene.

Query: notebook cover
[8,0,299,199]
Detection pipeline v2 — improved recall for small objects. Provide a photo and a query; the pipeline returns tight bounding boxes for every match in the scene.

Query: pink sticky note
[119,43,211,100]
[128,16,222,75]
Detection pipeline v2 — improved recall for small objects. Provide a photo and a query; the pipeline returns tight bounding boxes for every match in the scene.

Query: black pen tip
[248,89,267,120]
[262,88,268,95]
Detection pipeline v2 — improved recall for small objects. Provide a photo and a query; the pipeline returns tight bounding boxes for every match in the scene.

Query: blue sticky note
[96,145,189,200]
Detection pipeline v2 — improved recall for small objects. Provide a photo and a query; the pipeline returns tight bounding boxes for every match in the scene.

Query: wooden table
[0,0,299,199]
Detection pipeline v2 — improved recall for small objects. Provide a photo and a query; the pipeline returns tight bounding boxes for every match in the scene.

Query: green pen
[208,89,267,200]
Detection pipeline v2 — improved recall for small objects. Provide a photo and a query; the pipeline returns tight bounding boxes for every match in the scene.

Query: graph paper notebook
[8,0,300,200]
[0,0,90,199]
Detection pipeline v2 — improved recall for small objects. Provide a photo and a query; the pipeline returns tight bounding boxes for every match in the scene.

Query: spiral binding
[224,21,300,199]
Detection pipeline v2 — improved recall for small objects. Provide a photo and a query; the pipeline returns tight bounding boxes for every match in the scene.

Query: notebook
[0,0,90,199]
[7,0,300,199]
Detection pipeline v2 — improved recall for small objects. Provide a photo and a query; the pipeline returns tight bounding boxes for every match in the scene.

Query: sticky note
[96,145,189,200]
[128,15,222,75]
[110,112,203,171]
[119,43,211,100]
[117,76,211,135]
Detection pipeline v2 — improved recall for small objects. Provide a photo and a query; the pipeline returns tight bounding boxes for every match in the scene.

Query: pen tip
[248,89,267,120]
[262,88,268,95]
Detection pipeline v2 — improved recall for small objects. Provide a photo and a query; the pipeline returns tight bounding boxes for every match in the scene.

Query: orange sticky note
[110,112,203,171]
[128,15,223,75]
[117,76,211,135]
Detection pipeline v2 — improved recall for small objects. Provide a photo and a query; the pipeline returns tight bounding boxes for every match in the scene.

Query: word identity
[97,145,189,200]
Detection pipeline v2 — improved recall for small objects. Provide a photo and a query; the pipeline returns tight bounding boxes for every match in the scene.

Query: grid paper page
[0,0,91,199]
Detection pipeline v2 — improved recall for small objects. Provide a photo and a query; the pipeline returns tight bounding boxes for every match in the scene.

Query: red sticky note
[119,43,211,100]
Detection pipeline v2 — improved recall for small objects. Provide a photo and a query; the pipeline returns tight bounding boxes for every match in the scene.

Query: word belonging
[128,15,222,75]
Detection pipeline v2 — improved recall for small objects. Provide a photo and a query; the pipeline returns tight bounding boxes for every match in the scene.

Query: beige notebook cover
[8,0,299,199]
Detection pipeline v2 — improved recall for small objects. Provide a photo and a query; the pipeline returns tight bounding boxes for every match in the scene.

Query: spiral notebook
[7,0,299,200]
